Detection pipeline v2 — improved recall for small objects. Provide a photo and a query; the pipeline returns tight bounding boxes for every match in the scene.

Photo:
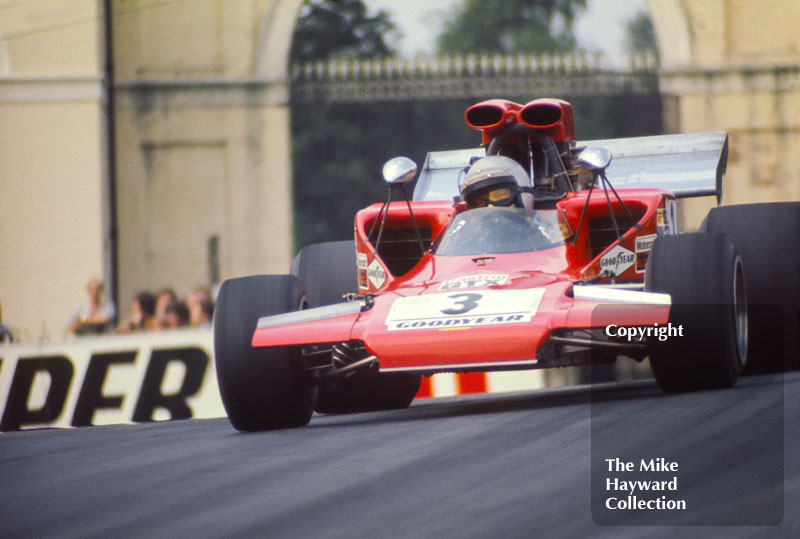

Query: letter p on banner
[1,356,74,431]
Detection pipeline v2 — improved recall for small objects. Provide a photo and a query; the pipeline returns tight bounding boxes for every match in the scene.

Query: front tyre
[213,275,313,431]
[645,234,747,391]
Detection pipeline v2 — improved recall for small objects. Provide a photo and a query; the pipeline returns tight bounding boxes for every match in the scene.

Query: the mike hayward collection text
[604,457,687,511]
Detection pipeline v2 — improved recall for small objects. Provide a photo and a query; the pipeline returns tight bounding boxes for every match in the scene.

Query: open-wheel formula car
[213,98,800,431]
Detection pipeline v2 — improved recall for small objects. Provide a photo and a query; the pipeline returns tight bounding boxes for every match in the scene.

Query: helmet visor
[467,185,516,208]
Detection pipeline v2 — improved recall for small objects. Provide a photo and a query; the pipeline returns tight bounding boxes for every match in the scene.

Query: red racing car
[214,98,800,431]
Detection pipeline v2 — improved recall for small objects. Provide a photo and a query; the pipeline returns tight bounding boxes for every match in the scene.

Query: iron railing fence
[291,53,659,103]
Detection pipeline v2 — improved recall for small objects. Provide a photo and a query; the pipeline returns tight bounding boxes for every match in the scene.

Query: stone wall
[649,0,800,228]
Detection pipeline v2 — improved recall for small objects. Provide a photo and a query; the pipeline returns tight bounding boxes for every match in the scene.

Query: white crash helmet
[459,155,534,210]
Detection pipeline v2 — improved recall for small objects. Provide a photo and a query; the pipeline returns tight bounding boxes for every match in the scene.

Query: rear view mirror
[382,157,417,185]
[577,147,612,172]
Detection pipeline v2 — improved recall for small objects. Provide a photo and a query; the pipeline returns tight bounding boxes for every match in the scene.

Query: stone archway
[646,0,692,69]
[254,0,305,80]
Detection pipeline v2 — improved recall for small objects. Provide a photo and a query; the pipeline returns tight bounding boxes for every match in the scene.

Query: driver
[459,155,534,210]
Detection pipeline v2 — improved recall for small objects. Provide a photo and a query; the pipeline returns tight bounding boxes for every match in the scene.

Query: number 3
[441,293,482,315]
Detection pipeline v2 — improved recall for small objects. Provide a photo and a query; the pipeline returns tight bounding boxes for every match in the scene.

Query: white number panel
[385,288,545,331]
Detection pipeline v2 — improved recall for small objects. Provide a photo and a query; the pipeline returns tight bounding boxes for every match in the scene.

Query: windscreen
[435,207,572,256]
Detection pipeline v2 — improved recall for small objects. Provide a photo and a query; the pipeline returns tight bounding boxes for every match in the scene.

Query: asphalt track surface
[1,373,798,538]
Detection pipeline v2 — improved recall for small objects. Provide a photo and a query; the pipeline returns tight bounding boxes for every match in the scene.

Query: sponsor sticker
[357,253,369,290]
[367,258,386,289]
[657,201,678,235]
[385,288,545,331]
[438,273,509,291]
[600,244,635,276]
[635,234,657,273]
[656,208,667,228]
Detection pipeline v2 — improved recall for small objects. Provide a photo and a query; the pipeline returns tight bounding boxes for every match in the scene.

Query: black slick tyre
[645,234,747,391]
[213,275,313,431]
[707,202,800,372]
[291,241,357,306]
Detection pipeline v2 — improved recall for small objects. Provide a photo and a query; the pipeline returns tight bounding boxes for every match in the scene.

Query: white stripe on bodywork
[257,301,363,329]
[572,285,671,305]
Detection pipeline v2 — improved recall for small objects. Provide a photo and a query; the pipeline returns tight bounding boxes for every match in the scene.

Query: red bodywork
[252,190,673,374]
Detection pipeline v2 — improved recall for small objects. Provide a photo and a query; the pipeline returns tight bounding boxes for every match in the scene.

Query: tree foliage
[291,98,478,248]
[436,0,587,55]
[290,0,397,62]
[624,9,659,58]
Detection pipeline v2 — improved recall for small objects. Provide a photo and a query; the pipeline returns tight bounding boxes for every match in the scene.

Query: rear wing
[413,132,728,203]
[580,131,728,202]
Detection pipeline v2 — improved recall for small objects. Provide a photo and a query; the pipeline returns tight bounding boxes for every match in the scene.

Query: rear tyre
[291,240,357,306]
[292,241,422,413]
[707,202,800,372]
[645,234,747,391]
[213,275,313,431]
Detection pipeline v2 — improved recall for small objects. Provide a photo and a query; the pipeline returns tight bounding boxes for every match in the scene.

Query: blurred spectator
[164,301,190,329]
[190,299,214,327]
[0,299,13,343]
[67,278,117,336]
[187,286,213,327]
[154,287,178,329]
[117,291,157,333]
[186,286,211,310]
